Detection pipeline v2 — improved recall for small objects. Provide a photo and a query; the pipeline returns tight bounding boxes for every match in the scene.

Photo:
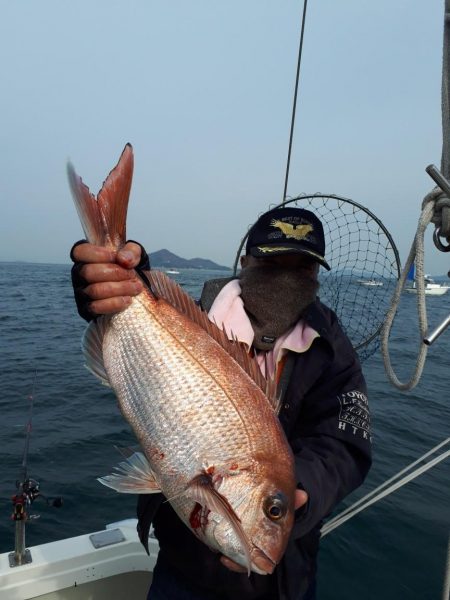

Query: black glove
[70,240,151,322]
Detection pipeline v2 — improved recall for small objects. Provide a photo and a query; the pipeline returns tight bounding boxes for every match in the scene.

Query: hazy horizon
[1,1,449,278]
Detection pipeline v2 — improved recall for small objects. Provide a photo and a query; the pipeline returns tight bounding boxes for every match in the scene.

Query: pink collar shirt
[208,279,320,380]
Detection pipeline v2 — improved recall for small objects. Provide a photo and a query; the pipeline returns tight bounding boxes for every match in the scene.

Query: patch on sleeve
[337,390,371,442]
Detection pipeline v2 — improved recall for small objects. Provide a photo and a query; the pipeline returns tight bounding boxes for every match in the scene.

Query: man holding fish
[69,145,371,600]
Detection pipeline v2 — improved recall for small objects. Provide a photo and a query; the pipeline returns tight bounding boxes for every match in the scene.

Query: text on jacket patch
[337,390,371,442]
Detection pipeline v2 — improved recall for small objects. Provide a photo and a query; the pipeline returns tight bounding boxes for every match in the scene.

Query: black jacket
[71,256,371,599]
[136,284,372,600]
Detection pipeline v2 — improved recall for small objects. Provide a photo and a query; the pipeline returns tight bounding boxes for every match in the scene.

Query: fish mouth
[251,547,277,575]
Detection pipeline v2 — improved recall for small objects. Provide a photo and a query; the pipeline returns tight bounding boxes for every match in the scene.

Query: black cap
[245,207,331,270]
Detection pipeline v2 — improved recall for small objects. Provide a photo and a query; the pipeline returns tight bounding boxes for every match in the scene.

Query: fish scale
[69,143,296,574]
[105,294,254,479]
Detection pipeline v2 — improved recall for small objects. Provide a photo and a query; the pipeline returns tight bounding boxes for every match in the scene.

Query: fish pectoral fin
[82,317,111,386]
[98,452,161,494]
[186,473,252,576]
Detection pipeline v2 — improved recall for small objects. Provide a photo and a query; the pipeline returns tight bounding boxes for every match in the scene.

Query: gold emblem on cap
[257,245,325,262]
[270,219,313,240]
[257,246,292,253]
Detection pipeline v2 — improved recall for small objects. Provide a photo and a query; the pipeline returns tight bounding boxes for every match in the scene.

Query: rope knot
[421,187,450,249]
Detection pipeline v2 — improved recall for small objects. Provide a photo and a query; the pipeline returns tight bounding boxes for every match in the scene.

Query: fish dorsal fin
[67,144,133,249]
[146,270,278,408]
[81,317,111,386]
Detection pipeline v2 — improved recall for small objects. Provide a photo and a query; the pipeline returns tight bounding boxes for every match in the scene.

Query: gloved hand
[70,240,150,322]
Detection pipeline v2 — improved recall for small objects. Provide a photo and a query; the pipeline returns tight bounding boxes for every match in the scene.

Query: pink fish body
[68,144,296,574]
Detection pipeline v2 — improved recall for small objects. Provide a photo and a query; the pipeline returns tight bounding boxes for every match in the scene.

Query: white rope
[321,449,450,536]
[380,189,442,390]
[321,438,450,537]
[322,437,450,529]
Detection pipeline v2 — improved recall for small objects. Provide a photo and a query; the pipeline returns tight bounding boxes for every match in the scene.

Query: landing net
[234,194,401,362]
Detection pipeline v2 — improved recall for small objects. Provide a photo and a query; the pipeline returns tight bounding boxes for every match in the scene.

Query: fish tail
[67,143,134,250]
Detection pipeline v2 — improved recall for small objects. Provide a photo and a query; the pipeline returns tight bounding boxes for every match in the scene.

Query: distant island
[149,249,231,271]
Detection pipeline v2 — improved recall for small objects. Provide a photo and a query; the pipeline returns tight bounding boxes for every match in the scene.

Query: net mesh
[235,194,401,362]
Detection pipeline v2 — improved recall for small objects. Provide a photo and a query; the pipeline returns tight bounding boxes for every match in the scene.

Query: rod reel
[8,377,63,568]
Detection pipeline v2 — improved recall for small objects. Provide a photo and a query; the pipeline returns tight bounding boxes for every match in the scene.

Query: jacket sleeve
[284,314,372,539]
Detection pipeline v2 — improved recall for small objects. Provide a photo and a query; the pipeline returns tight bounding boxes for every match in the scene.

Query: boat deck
[0,519,157,600]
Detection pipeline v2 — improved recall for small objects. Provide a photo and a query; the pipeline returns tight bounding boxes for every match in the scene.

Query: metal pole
[13,521,26,565]
[424,314,450,345]
[426,164,450,196]
[442,533,450,600]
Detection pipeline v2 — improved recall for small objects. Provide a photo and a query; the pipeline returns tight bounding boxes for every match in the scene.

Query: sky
[0,0,448,274]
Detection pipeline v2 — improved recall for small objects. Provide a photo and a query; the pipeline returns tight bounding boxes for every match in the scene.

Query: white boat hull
[405,269,449,295]
[404,287,449,296]
[358,280,383,287]
[0,519,157,600]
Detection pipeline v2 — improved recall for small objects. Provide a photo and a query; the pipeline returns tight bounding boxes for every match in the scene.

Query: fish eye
[263,493,288,521]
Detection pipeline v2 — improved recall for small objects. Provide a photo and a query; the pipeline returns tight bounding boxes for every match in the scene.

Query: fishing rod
[282,0,308,203]
[9,373,63,568]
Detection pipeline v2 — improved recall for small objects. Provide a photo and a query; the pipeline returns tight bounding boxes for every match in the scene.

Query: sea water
[0,262,448,599]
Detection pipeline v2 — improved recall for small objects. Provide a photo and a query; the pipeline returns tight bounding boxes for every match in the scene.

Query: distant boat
[404,264,449,296]
[358,279,384,287]
[165,269,180,275]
